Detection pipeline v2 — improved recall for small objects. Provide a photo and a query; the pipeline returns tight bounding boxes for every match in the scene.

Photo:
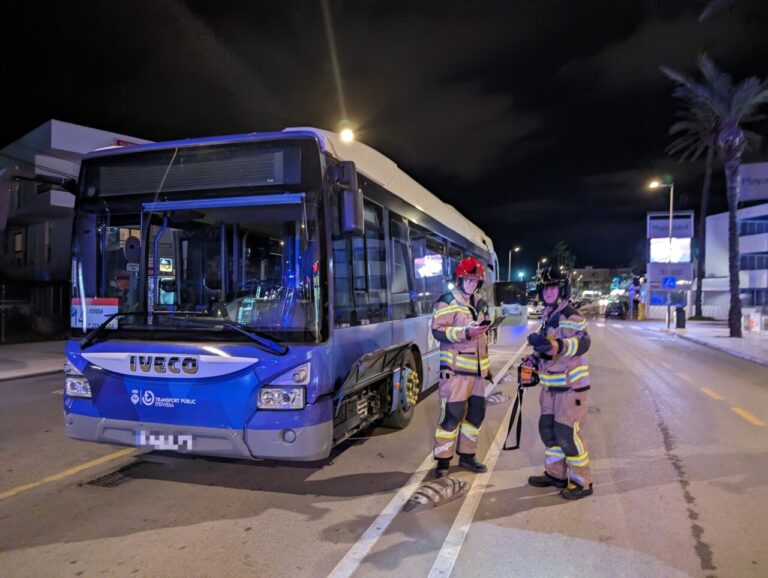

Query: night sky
[2,1,767,273]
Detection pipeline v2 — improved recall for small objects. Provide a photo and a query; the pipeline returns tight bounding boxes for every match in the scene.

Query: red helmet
[455,257,485,281]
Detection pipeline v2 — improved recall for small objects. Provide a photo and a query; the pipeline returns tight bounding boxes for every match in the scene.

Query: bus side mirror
[329,161,363,236]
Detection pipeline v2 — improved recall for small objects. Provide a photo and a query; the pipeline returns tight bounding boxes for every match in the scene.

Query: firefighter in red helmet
[431,257,491,478]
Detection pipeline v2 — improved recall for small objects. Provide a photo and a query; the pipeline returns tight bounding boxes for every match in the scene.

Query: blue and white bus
[64,128,497,461]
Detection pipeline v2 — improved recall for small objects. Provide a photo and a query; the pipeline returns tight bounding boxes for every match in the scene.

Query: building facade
[701,202,768,322]
[0,120,149,339]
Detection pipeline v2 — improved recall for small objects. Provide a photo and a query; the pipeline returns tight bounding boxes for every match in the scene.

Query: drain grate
[87,462,153,488]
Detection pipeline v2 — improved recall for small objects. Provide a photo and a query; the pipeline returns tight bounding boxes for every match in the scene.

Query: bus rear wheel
[382,350,421,429]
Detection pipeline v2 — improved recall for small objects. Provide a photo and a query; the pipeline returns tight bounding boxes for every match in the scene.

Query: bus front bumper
[64,414,333,462]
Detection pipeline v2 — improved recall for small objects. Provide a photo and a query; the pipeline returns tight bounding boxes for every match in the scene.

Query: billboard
[649,237,691,263]
[647,212,694,238]
[738,162,768,201]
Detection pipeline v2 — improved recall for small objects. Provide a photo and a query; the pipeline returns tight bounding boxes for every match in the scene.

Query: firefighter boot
[458,453,488,473]
[560,482,594,500]
[434,458,451,479]
[528,472,568,488]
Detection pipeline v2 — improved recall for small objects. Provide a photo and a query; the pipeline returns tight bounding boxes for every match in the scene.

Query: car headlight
[257,387,305,410]
[65,376,92,398]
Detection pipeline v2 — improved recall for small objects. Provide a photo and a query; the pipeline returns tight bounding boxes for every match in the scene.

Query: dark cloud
[1,0,767,267]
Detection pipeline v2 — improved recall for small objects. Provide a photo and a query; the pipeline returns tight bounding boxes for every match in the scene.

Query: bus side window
[390,215,416,320]
[411,224,446,316]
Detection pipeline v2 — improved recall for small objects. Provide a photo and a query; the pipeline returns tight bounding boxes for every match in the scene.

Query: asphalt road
[0,320,766,578]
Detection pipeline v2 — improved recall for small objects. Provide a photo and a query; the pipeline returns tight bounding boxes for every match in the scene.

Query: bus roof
[84,127,495,259]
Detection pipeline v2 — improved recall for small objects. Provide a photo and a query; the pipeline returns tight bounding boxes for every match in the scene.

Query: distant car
[604,301,628,319]
[528,302,544,318]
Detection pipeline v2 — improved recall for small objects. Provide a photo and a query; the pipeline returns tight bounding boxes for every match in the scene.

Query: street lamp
[517,270,525,281]
[507,246,522,282]
[536,257,548,276]
[649,178,675,329]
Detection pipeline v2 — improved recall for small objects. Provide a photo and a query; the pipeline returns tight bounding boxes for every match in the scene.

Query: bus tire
[382,349,421,429]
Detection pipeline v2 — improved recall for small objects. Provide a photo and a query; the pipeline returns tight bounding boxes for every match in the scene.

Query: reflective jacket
[534,301,591,390]
[431,290,490,377]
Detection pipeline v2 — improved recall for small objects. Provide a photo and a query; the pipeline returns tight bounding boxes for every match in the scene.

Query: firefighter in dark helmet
[524,266,593,500]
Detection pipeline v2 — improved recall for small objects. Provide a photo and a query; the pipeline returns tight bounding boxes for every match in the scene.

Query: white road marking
[327,341,528,578]
[52,389,64,395]
[630,325,641,330]
[427,364,525,578]
[594,322,605,328]
[611,324,625,329]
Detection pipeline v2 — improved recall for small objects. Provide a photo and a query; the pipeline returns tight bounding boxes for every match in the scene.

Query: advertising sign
[647,214,694,239]
[71,298,119,329]
[649,237,691,263]
[738,162,768,201]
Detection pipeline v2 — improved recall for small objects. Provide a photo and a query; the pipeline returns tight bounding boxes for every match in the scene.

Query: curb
[0,369,63,383]
[657,329,768,368]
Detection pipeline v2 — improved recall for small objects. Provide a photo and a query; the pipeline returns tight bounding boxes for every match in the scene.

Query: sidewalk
[643,319,768,368]
[0,340,66,382]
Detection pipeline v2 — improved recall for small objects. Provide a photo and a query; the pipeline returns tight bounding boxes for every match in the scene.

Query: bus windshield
[77,193,325,344]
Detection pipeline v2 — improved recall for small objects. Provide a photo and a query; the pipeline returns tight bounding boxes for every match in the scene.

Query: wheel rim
[405,366,420,409]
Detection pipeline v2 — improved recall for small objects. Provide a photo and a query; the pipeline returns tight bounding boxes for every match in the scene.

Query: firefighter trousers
[433,371,486,459]
[539,387,592,488]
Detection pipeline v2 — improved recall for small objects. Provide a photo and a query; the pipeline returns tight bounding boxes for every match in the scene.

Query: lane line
[0,448,138,501]
[594,322,605,328]
[427,364,524,578]
[630,325,641,330]
[327,341,527,578]
[612,324,625,329]
[52,389,64,395]
[731,407,766,427]
[700,387,724,401]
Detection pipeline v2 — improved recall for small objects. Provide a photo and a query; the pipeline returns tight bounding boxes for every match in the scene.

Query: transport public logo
[142,390,155,406]
[130,389,140,405]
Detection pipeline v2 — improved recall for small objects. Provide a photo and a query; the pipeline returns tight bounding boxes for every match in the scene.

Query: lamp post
[649,179,675,329]
[517,270,525,281]
[536,256,548,276]
[507,246,521,282]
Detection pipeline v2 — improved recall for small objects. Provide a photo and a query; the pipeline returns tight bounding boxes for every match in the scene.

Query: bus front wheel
[382,350,421,429]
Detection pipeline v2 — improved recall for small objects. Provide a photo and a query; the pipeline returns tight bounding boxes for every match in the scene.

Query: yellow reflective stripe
[560,319,587,331]
[440,352,455,363]
[434,305,463,318]
[480,357,491,370]
[540,373,567,385]
[563,338,577,356]
[574,422,585,455]
[566,452,589,466]
[435,427,459,439]
[454,356,479,370]
[569,365,589,382]
[460,422,480,436]
[446,327,466,343]
[545,446,565,457]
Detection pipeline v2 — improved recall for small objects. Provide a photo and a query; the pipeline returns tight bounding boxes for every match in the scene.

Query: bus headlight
[65,376,92,399]
[257,387,305,410]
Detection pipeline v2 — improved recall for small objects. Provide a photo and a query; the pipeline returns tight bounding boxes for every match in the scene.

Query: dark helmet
[537,266,570,302]
[455,257,485,292]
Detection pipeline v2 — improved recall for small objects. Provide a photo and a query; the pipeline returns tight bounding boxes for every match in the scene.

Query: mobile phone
[479,319,492,326]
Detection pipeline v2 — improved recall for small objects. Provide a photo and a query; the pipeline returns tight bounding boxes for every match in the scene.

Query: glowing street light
[507,245,522,282]
[517,270,525,281]
[340,128,354,143]
[648,177,675,329]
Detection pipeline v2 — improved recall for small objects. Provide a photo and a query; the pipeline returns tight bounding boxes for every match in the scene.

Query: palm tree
[666,105,718,318]
[662,55,768,337]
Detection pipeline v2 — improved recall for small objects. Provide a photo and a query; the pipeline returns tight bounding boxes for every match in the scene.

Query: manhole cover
[87,462,152,488]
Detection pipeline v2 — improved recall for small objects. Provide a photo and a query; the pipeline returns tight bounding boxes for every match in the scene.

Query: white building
[0,120,149,336]
[702,202,768,322]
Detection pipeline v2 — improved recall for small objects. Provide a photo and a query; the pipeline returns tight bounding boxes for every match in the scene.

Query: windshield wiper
[168,315,289,356]
[80,312,130,350]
